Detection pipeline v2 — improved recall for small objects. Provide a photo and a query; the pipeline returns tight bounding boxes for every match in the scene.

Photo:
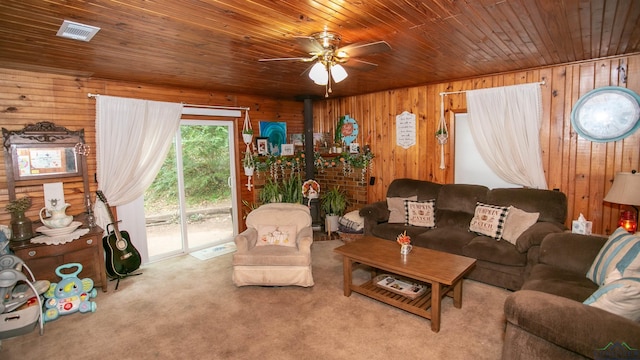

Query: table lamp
[604,170,640,234]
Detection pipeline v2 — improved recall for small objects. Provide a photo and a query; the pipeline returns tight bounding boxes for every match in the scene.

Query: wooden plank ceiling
[0,0,639,100]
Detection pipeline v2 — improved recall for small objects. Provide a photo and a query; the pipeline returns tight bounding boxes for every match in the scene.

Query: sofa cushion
[468,202,509,240]
[414,228,475,255]
[502,206,539,245]
[463,236,527,266]
[584,277,640,322]
[586,227,640,285]
[523,264,598,302]
[385,178,443,201]
[404,199,435,228]
[486,187,567,223]
[435,184,488,231]
[387,196,417,223]
[371,223,427,242]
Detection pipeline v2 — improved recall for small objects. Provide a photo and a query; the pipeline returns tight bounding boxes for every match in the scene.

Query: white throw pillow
[586,227,640,285]
[501,206,540,245]
[404,199,435,228]
[387,196,417,223]
[468,202,509,240]
[583,277,640,322]
[256,225,297,247]
[339,210,364,232]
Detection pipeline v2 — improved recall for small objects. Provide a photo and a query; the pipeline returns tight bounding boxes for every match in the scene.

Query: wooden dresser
[10,224,108,292]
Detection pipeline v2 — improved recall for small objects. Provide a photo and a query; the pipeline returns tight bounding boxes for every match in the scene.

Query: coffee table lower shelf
[352,279,454,321]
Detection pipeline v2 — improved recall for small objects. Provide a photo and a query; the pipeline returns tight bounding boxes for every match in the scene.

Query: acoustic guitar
[96,191,141,278]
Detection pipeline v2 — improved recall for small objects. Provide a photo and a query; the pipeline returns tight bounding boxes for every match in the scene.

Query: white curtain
[94,95,183,230]
[466,83,548,189]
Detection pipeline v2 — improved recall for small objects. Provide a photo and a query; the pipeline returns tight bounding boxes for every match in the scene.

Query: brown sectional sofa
[359,178,568,290]
[502,233,640,359]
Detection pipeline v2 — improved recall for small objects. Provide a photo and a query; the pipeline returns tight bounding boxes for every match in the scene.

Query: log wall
[313,54,640,235]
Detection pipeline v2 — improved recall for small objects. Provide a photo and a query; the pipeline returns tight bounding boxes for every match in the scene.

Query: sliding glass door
[144,120,238,261]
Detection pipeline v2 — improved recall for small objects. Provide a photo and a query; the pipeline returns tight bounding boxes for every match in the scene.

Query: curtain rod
[87,93,250,111]
[438,81,546,96]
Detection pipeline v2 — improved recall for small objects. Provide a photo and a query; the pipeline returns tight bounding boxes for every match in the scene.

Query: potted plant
[6,196,34,241]
[259,179,282,203]
[243,149,255,176]
[242,128,254,144]
[321,186,348,232]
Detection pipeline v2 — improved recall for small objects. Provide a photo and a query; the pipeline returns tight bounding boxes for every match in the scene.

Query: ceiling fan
[259,27,391,97]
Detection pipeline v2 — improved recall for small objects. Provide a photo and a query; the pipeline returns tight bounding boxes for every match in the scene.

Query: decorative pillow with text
[468,202,509,240]
[387,196,417,223]
[404,200,436,228]
[256,225,297,247]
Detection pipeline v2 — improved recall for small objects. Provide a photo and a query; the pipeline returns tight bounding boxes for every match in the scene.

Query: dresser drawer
[11,226,108,292]
[19,236,98,259]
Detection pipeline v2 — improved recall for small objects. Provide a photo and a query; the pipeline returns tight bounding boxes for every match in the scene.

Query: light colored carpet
[189,241,237,261]
[0,240,511,359]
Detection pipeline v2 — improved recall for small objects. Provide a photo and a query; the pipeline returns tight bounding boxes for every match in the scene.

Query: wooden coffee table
[334,236,476,332]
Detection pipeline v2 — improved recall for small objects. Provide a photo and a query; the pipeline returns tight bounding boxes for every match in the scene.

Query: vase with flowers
[6,196,34,241]
[397,231,412,254]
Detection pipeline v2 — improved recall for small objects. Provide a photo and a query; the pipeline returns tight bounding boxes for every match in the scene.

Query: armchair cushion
[256,225,297,247]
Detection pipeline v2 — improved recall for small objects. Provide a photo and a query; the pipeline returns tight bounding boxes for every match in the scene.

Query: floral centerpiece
[396,230,411,246]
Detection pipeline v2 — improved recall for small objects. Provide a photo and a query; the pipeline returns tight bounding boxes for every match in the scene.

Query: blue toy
[42,263,97,322]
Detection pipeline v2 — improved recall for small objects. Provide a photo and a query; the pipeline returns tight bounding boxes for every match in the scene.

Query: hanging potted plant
[321,186,348,233]
[243,149,255,176]
[5,196,34,241]
[242,128,254,144]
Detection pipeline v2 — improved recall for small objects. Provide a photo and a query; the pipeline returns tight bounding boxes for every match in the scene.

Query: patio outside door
[144,120,238,261]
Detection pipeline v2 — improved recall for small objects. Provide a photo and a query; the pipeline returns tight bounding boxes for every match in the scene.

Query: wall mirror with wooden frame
[2,121,90,201]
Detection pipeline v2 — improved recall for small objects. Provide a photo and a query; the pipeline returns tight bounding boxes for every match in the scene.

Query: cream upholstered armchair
[232,203,314,287]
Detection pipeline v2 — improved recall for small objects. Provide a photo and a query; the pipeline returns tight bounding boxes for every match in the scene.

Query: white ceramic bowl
[36,221,82,237]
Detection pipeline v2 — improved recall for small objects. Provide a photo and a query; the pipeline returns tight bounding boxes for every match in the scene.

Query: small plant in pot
[242,128,254,144]
[321,186,348,233]
[243,149,255,176]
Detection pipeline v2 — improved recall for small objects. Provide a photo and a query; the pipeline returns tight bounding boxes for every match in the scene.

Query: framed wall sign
[256,137,269,155]
[570,86,640,142]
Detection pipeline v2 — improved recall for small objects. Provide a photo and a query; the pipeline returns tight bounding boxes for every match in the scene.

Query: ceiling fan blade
[338,41,392,58]
[294,36,324,54]
[258,56,315,62]
[343,58,379,71]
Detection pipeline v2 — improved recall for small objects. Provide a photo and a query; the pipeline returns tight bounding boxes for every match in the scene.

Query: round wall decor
[570,86,640,142]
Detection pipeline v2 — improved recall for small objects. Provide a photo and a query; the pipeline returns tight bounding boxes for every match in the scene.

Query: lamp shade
[309,62,328,85]
[604,172,640,206]
[330,64,348,83]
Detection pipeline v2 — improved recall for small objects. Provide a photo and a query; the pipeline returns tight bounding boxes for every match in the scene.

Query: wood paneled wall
[0,68,303,227]
[2,54,639,236]
[313,54,640,235]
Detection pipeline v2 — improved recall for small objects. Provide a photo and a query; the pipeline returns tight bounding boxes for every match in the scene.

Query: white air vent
[56,20,100,42]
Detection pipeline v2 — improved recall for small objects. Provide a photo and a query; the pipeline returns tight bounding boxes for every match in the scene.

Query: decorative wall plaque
[396,111,416,149]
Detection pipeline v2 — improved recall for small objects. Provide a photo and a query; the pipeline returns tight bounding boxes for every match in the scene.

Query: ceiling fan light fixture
[331,64,348,83]
[309,62,328,85]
